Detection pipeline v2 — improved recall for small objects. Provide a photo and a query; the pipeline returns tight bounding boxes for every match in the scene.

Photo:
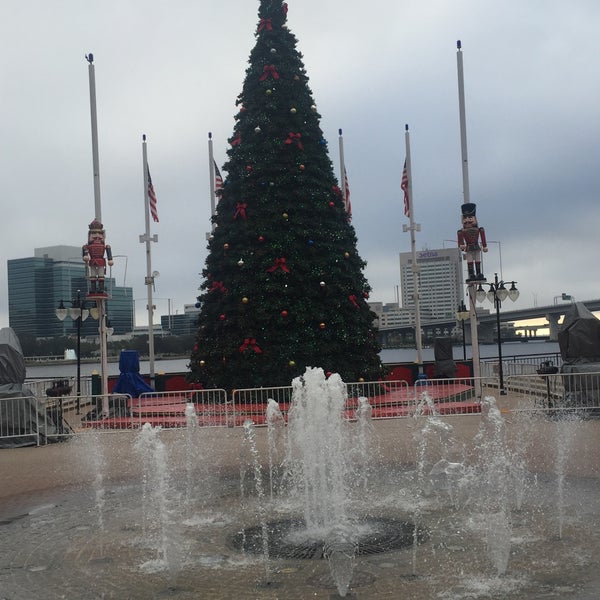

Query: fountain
[1,367,600,599]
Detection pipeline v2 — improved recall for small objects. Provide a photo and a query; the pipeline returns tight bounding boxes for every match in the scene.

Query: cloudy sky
[2,0,599,327]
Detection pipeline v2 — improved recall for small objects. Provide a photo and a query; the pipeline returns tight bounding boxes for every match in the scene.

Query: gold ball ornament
[289,360,296,367]
[223,243,229,250]
[290,107,297,114]
[319,322,326,329]
[242,297,249,304]
[344,252,350,258]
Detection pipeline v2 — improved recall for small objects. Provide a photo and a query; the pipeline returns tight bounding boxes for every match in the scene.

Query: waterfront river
[25,340,561,379]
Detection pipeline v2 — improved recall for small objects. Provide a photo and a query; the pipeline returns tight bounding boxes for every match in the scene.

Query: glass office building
[399,247,464,321]
[8,246,134,338]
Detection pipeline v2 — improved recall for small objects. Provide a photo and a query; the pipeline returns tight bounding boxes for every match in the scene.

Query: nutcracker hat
[461,203,477,217]
[88,219,104,232]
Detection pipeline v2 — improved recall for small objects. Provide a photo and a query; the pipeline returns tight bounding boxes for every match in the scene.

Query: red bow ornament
[239,338,262,354]
[210,281,227,293]
[257,18,272,32]
[230,132,241,146]
[259,64,280,81]
[233,202,247,220]
[285,132,303,150]
[267,257,290,273]
[349,294,359,308]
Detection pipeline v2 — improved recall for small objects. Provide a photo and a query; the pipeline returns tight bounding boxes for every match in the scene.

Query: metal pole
[456,40,481,397]
[97,298,109,416]
[404,124,423,371]
[494,274,505,394]
[76,291,82,414]
[208,132,216,229]
[141,135,156,382]
[461,319,466,361]
[86,53,102,222]
[456,40,470,205]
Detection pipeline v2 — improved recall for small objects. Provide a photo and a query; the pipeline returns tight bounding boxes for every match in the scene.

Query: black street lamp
[476,273,519,394]
[456,301,470,360]
[56,290,91,414]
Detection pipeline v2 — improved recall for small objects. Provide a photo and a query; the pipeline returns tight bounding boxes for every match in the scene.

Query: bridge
[377,299,600,347]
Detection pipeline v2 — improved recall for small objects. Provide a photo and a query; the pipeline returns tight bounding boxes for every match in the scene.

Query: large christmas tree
[188,0,384,390]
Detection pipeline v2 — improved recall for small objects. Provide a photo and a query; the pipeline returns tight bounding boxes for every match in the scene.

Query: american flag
[147,166,159,223]
[401,160,409,217]
[343,165,352,220]
[214,160,224,197]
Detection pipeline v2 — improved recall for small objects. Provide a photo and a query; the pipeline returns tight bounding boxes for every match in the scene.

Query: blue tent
[112,351,154,398]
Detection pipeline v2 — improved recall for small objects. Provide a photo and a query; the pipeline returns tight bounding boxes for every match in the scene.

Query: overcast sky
[2,0,599,327]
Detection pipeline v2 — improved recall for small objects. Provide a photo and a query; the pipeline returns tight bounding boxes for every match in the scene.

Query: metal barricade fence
[0,394,40,446]
[232,378,483,423]
[232,386,293,426]
[78,393,133,430]
[506,371,600,416]
[136,389,229,428]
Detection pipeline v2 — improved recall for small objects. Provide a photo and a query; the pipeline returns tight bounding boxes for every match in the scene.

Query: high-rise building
[161,304,200,336]
[8,245,133,338]
[400,247,464,321]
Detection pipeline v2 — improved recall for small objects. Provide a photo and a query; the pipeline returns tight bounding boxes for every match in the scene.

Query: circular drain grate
[230,517,423,559]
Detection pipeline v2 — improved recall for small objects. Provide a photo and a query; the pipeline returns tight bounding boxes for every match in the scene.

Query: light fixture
[475,284,487,303]
[508,281,520,302]
[55,301,68,321]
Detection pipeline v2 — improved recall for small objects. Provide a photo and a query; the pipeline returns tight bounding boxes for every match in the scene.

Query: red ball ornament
[246,165,252,172]
[329,201,335,207]
[219,314,226,321]
[258,235,265,243]
[281,310,288,317]
[223,243,229,250]
[326,371,332,378]
[363,292,369,299]
[319,322,326,329]
[299,164,305,171]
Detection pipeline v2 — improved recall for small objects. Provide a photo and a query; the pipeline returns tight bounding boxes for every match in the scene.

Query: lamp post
[476,273,519,394]
[456,301,470,360]
[56,290,90,414]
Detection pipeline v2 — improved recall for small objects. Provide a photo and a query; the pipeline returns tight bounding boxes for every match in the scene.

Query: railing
[4,368,600,444]
[134,389,230,428]
[506,372,600,416]
[0,392,75,446]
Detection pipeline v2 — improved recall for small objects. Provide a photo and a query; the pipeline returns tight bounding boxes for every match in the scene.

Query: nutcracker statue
[83,219,113,297]
[457,202,487,282]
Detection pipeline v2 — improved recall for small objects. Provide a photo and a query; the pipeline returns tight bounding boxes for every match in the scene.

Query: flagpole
[208,132,217,231]
[402,125,423,371]
[456,40,482,395]
[338,128,346,201]
[140,134,157,383]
